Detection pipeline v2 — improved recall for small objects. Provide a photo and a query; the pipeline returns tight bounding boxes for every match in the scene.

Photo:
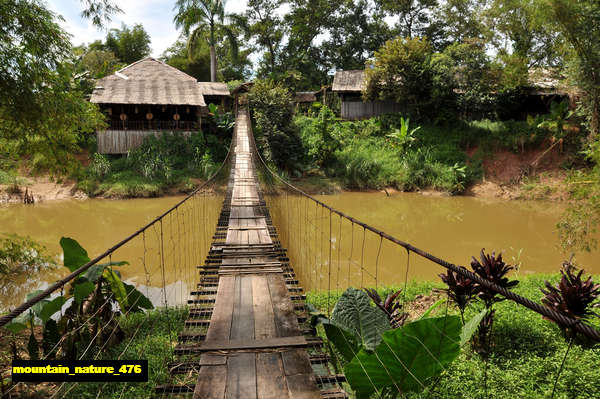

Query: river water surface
[1,192,598,309]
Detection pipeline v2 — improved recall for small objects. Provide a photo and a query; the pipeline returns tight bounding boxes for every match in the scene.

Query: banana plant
[386,116,420,150]
[3,237,152,360]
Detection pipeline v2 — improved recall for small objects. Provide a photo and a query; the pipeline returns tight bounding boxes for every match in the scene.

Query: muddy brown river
[1,192,598,310]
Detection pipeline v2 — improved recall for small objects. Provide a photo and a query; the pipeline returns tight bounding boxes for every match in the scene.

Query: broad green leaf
[60,237,90,272]
[74,281,95,304]
[39,296,66,323]
[103,268,128,309]
[27,333,39,360]
[84,264,105,282]
[420,298,446,319]
[324,322,360,363]
[123,283,153,311]
[4,322,27,334]
[344,315,462,398]
[331,288,390,350]
[84,262,128,283]
[460,309,488,347]
[42,319,60,359]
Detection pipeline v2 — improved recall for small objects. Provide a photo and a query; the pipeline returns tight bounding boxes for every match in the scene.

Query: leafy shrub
[248,79,303,172]
[4,238,153,360]
[335,140,401,189]
[90,153,111,178]
[0,234,55,275]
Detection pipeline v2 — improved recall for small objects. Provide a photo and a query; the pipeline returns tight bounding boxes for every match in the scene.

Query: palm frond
[188,25,209,60]
[221,24,239,61]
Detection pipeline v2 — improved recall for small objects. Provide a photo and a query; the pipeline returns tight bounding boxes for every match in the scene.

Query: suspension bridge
[157,109,338,398]
[1,105,599,398]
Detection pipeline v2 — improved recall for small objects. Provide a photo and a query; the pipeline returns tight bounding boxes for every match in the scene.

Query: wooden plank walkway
[160,108,346,398]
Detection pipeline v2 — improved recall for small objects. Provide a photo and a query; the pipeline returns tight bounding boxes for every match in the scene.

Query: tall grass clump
[79,130,229,198]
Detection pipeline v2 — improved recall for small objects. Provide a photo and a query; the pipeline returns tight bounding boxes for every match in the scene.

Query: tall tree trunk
[210,45,217,82]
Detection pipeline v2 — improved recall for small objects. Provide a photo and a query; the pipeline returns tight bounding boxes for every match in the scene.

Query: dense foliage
[292,105,556,193]
[308,274,600,398]
[78,128,229,198]
[248,80,303,171]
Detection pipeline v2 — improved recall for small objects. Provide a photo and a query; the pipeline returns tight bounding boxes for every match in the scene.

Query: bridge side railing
[245,108,600,343]
[0,122,235,397]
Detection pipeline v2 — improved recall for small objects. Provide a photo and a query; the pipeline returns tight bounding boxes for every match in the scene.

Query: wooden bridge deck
[162,109,345,398]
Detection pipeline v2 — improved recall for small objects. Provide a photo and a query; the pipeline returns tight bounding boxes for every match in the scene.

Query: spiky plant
[470,249,519,307]
[541,261,600,399]
[364,288,408,328]
[469,249,519,357]
[541,261,600,329]
[439,267,479,323]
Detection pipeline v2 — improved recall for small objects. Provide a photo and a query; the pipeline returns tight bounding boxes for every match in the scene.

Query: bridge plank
[268,273,301,337]
[191,109,323,399]
[193,364,227,399]
[206,275,235,341]
[230,275,254,340]
[286,374,321,399]
[252,275,276,340]
[257,352,290,399]
[226,353,257,399]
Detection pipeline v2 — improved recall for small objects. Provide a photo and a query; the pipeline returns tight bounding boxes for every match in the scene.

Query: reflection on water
[0,195,223,311]
[266,191,600,292]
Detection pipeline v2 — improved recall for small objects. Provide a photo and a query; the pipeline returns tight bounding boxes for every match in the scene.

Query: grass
[306,273,600,399]
[295,108,560,194]
[59,307,188,399]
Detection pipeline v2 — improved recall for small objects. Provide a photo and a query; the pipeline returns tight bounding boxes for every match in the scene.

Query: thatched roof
[332,70,365,92]
[197,82,230,96]
[527,68,566,95]
[294,91,317,103]
[90,57,229,106]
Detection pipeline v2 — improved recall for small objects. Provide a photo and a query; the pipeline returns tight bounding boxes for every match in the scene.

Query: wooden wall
[97,130,192,154]
[340,100,403,120]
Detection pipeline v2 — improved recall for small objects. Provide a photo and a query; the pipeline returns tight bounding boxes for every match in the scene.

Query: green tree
[174,0,239,82]
[248,80,303,171]
[161,37,212,81]
[233,0,285,76]
[437,0,486,43]
[105,23,152,64]
[79,49,123,78]
[544,0,600,138]
[321,0,392,71]
[364,37,436,119]
[0,0,70,120]
[378,0,444,46]
[431,40,496,118]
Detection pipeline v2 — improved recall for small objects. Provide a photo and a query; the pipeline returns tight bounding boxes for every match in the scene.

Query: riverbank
[306,273,600,398]
[0,166,587,205]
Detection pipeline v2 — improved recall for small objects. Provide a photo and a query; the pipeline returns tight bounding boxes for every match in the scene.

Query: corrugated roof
[294,91,317,102]
[90,57,222,106]
[197,82,230,96]
[332,70,365,92]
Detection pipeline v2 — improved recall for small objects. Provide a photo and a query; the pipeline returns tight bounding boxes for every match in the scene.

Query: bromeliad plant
[540,261,600,398]
[541,261,600,334]
[439,249,519,354]
[363,288,408,328]
[4,237,153,360]
[439,266,479,323]
[470,249,519,355]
